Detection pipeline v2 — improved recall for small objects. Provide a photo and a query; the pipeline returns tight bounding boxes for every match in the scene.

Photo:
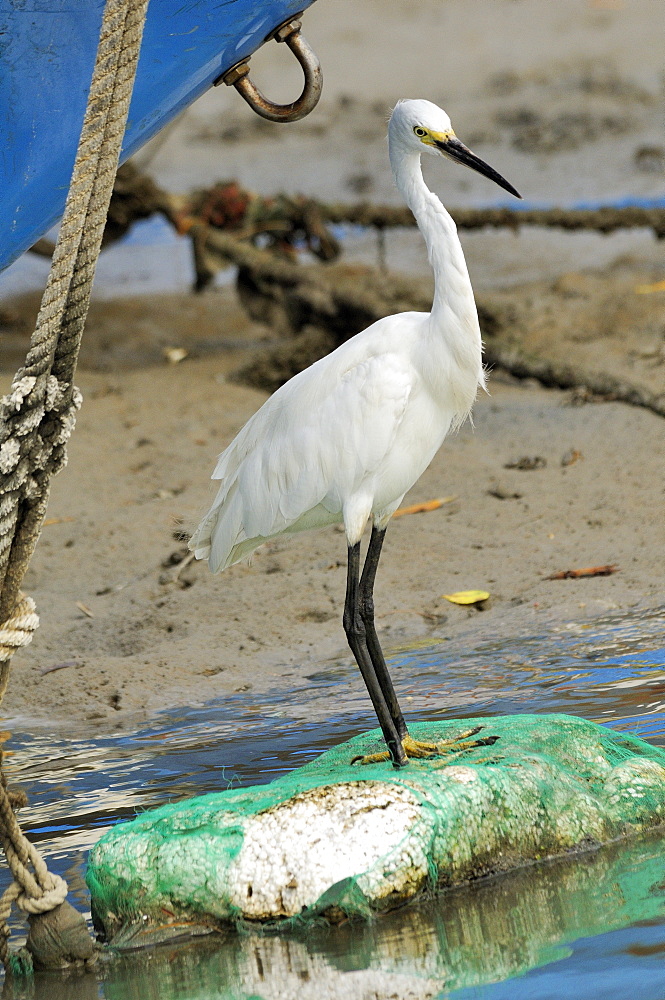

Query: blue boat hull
[0,0,316,273]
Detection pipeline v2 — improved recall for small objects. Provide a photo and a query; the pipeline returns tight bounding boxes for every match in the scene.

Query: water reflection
[385,605,665,742]
[12,829,665,1000]
[1,606,665,999]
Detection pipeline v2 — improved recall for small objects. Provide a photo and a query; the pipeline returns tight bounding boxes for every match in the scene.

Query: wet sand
[1,286,663,727]
[1,0,663,727]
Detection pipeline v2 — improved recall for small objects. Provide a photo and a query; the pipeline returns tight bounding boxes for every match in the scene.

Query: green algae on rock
[87,714,665,940]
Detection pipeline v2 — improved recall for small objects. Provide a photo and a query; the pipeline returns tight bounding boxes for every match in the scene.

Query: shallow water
[3,606,665,999]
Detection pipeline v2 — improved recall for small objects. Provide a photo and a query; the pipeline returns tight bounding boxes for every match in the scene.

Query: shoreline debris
[547,564,619,580]
[393,497,457,518]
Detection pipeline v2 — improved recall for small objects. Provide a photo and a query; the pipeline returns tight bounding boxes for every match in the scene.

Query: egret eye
[413,126,428,138]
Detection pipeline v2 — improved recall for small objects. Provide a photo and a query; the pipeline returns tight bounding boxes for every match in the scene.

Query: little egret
[190,99,521,767]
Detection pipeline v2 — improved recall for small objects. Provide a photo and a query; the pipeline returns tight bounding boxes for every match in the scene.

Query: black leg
[359,526,408,739]
[344,541,407,767]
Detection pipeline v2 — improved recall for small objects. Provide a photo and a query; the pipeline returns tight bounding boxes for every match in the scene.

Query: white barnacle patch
[443,766,478,784]
[603,757,665,824]
[0,438,20,474]
[225,782,423,918]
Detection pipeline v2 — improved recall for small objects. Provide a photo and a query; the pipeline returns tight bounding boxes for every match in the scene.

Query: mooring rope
[316,201,665,239]
[0,0,149,973]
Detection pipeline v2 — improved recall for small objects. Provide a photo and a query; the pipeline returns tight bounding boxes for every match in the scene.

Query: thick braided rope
[0,0,148,618]
[0,0,149,970]
[20,4,128,383]
[53,1,150,391]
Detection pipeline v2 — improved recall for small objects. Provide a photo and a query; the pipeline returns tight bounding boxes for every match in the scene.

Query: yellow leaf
[442,590,490,605]
[635,279,665,294]
[393,496,457,518]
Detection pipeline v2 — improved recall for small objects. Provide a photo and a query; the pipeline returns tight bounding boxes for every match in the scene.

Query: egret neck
[388,143,484,407]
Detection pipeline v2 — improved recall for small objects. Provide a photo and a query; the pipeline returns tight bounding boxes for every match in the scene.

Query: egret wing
[192,346,413,569]
[235,352,413,538]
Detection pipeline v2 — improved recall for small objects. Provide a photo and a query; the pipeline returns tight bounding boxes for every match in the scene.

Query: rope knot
[51,387,82,447]
[16,875,68,916]
[39,385,82,451]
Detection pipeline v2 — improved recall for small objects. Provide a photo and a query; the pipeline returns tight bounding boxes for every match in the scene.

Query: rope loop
[0,595,39,666]
[0,0,149,974]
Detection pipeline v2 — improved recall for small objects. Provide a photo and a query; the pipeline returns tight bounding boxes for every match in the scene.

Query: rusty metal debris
[56,165,341,293]
[180,180,341,291]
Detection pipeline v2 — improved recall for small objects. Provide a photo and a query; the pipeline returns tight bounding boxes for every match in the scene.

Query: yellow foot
[351,727,500,766]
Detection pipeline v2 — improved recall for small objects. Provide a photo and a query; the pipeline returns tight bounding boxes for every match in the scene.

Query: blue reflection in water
[454,923,665,1000]
[1,606,665,999]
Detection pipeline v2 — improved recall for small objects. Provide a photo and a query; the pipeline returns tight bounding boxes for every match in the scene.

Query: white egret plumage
[190,99,521,767]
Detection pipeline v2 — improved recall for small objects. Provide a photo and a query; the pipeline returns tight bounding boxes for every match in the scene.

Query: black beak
[435,136,521,199]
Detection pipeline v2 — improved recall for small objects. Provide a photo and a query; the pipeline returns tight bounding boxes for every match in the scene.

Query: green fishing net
[87,713,665,943]
[93,829,665,995]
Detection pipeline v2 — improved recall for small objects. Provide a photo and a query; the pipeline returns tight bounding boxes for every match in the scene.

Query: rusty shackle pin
[216,14,322,123]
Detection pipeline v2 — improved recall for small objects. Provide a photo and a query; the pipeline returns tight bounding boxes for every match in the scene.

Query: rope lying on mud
[317,202,665,239]
[0,0,148,975]
[87,172,659,414]
[179,227,665,418]
[36,165,665,250]
[482,345,665,418]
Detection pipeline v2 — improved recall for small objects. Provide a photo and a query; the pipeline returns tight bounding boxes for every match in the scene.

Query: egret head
[389,99,521,199]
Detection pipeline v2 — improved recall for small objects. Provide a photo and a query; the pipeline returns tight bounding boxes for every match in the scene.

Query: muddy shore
[1,0,663,728]
[1,282,663,728]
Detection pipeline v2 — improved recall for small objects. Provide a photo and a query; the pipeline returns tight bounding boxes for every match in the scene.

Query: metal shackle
[217,15,322,123]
